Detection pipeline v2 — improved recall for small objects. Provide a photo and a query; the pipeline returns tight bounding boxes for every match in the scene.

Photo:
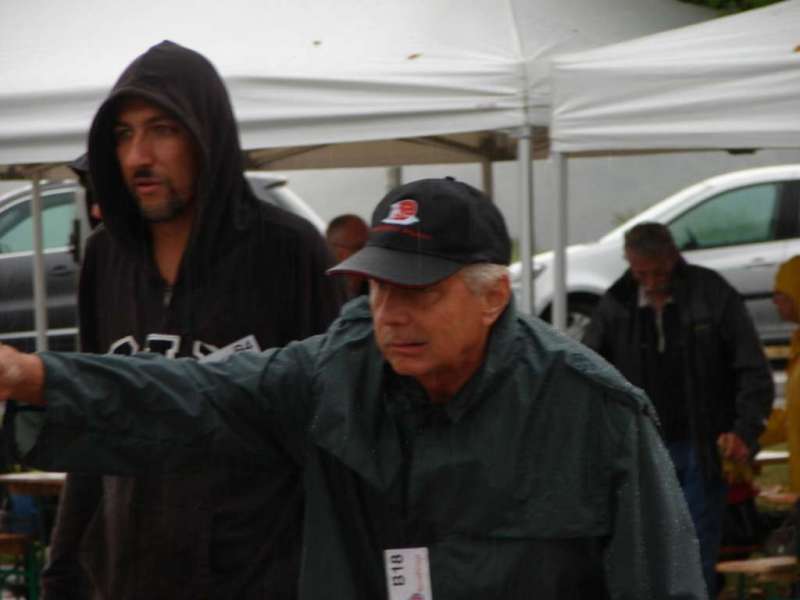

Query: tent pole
[480,159,493,200]
[516,126,534,315]
[31,174,49,351]
[552,153,568,331]
[386,166,402,191]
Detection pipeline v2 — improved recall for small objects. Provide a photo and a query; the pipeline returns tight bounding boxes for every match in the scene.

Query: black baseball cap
[328,177,511,287]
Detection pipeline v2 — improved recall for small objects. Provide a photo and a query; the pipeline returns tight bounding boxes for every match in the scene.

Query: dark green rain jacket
[19,298,706,599]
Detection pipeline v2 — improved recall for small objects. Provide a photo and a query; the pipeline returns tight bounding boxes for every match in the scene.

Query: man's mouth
[387,340,426,356]
[132,177,163,195]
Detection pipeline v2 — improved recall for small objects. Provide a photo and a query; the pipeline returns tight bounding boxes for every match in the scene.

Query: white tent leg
[31,175,49,351]
[552,153,568,331]
[516,126,534,315]
[386,166,402,191]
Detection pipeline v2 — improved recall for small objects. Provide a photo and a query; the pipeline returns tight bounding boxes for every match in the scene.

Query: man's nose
[122,132,153,168]
[374,289,410,325]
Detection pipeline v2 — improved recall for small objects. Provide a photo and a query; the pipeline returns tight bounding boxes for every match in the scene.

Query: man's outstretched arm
[0,342,316,476]
[0,343,45,406]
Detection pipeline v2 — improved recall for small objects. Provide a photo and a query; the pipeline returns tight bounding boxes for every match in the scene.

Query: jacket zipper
[163,285,174,308]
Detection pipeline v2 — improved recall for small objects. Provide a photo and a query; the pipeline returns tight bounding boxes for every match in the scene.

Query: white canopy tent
[0,0,711,348]
[547,0,800,328]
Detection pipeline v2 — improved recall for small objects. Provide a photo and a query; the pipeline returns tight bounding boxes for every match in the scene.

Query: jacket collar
[442,299,518,422]
[335,295,518,421]
[609,255,690,306]
[310,296,519,491]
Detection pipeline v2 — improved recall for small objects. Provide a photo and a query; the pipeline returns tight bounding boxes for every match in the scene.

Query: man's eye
[153,123,179,136]
[113,128,131,143]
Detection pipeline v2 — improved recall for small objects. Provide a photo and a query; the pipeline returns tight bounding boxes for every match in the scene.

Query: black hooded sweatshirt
[42,41,343,599]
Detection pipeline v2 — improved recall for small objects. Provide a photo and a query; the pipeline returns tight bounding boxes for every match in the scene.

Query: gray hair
[624,222,678,258]
[459,263,509,295]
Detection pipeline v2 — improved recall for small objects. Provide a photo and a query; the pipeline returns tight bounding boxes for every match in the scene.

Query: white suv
[515,165,800,344]
[0,172,326,352]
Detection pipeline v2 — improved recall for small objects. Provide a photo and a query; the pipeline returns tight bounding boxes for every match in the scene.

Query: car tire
[542,296,598,341]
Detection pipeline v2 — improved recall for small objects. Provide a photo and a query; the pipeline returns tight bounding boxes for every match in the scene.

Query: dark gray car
[0,173,325,352]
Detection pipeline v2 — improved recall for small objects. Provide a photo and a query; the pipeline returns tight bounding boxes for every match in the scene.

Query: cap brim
[327,246,464,287]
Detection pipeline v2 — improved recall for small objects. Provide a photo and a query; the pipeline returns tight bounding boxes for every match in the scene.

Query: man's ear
[481,274,511,326]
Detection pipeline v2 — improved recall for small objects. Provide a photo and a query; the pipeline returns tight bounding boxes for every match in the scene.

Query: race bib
[384,547,433,600]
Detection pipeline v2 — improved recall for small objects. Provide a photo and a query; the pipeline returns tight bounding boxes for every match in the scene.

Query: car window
[0,192,74,254]
[668,182,780,251]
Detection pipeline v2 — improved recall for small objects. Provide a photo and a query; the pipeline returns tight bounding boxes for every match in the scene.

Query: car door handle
[49,265,76,277]
[745,258,777,269]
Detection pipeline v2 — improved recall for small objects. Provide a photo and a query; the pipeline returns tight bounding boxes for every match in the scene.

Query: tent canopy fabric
[0,0,711,174]
[551,0,800,154]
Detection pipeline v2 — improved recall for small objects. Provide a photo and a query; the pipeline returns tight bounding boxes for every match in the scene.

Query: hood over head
[87,40,255,268]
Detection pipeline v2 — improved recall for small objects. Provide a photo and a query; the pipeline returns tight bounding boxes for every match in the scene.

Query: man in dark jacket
[1,178,706,599]
[583,222,774,598]
[40,41,343,599]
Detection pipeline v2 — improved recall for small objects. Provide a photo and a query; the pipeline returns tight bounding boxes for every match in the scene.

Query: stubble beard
[136,184,191,223]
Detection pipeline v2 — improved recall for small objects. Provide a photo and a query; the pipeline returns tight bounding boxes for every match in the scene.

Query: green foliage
[678,0,782,14]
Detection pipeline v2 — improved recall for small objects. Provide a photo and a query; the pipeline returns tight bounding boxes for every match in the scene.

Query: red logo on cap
[382,199,420,225]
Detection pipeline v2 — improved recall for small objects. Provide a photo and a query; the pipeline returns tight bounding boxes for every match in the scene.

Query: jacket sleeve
[42,233,104,600]
[719,285,774,450]
[603,397,707,600]
[19,342,318,475]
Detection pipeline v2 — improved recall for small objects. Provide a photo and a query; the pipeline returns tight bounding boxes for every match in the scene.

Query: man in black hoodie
[41,41,343,599]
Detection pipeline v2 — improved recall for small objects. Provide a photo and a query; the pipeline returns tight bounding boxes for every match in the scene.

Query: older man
[1,179,706,599]
[583,222,774,597]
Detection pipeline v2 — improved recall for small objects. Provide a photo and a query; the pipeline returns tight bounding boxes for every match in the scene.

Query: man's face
[773,292,799,323]
[113,97,198,223]
[370,272,496,400]
[625,250,677,297]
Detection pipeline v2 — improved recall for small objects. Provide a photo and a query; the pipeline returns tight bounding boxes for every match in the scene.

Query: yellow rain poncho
[771,256,800,491]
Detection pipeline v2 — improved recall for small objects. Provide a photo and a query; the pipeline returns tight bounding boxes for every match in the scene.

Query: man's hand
[0,342,45,405]
[717,432,750,464]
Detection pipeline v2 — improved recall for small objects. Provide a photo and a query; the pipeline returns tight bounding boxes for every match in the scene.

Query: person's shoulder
[320,297,373,347]
[602,269,636,303]
[682,261,732,288]
[679,261,741,303]
[251,199,325,243]
[83,224,126,265]
[287,296,372,369]
[84,224,111,250]
[514,313,651,415]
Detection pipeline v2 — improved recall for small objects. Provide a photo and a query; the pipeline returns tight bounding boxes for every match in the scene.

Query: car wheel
[564,299,596,340]
[542,296,598,341]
